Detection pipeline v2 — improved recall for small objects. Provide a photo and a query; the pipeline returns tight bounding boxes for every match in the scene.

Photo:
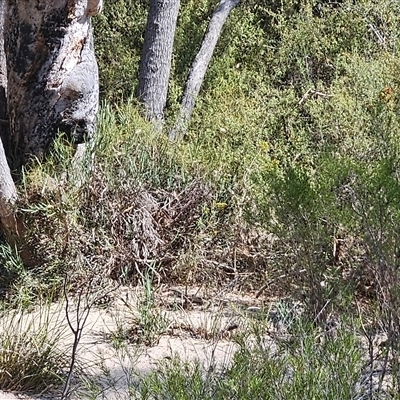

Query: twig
[255,270,307,298]
[61,275,119,399]
[357,302,375,399]
[298,88,333,105]
[313,299,331,326]
[378,315,391,394]
[0,119,8,125]
[61,277,91,400]
[368,23,386,46]
[255,274,287,298]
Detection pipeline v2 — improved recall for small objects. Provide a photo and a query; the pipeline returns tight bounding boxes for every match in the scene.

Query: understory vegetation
[2,0,400,397]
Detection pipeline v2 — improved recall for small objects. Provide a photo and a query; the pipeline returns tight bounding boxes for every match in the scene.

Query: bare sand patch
[0,285,270,399]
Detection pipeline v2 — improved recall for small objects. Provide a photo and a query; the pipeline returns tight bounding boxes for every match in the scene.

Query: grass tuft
[0,305,69,394]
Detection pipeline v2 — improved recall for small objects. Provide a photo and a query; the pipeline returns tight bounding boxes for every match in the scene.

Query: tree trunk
[0,128,17,225]
[170,0,241,141]
[4,0,102,170]
[0,0,8,150]
[0,0,102,265]
[138,0,180,123]
[0,139,21,244]
[0,0,19,248]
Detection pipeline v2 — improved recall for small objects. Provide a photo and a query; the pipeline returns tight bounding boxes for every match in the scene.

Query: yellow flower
[213,202,228,210]
[259,141,270,152]
[270,159,280,168]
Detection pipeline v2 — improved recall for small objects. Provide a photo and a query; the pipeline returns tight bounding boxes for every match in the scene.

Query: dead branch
[61,275,119,399]
[298,88,333,105]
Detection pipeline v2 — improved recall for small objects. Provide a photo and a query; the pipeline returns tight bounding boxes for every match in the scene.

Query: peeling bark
[87,0,103,16]
[138,0,180,123]
[170,0,241,141]
[0,0,101,264]
[4,0,101,169]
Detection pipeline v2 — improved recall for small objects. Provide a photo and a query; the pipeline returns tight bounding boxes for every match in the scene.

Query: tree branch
[61,275,119,399]
[170,0,242,141]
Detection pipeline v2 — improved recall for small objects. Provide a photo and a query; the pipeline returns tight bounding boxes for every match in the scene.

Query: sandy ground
[0,285,270,400]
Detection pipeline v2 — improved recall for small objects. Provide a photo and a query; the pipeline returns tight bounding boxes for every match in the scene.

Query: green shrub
[93,0,147,101]
[135,320,362,399]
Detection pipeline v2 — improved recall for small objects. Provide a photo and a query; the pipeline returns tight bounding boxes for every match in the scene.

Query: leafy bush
[93,0,147,101]
[16,0,400,317]
[135,320,363,399]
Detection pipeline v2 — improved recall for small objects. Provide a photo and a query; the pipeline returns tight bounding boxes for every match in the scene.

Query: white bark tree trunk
[138,0,180,123]
[0,0,102,264]
[0,142,38,266]
[170,0,241,141]
[0,0,19,247]
[0,139,20,244]
[0,0,8,145]
[4,0,102,169]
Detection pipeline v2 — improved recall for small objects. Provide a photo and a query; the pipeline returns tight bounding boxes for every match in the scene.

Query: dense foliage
[94,0,400,306]
[92,2,400,389]
[6,0,400,331]
[2,0,400,395]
